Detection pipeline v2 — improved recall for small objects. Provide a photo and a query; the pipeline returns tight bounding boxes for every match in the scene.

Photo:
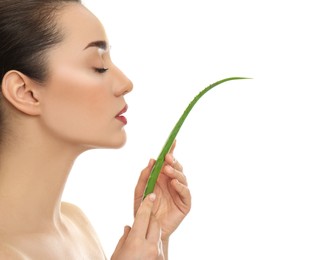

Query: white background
[62,0,317,259]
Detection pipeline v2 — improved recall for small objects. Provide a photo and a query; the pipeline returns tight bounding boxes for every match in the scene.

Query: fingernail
[124,225,130,233]
[148,159,154,167]
[173,157,177,165]
[149,193,156,201]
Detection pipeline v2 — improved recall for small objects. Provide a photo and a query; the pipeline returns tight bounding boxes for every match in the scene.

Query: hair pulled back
[0,0,80,135]
[0,0,81,83]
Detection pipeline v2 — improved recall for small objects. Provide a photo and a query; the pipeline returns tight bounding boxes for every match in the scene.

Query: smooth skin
[0,2,191,260]
[114,141,191,259]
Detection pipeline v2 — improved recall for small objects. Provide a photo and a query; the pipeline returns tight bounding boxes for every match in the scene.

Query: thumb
[112,225,131,257]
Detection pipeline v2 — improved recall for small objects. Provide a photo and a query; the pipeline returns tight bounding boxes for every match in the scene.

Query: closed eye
[94,67,108,73]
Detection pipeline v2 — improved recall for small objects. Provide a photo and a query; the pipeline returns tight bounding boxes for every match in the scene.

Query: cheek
[40,68,113,141]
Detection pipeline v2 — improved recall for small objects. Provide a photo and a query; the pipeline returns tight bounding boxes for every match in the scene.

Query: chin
[82,140,126,151]
[110,138,127,149]
[80,131,127,150]
[100,132,127,149]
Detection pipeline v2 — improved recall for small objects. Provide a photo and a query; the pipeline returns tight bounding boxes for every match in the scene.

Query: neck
[0,126,84,233]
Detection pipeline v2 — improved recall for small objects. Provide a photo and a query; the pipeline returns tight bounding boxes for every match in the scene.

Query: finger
[131,193,156,238]
[134,159,156,215]
[163,153,186,185]
[113,225,131,255]
[134,159,155,197]
[165,153,183,172]
[169,139,177,154]
[171,179,191,213]
[146,215,161,242]
[163,164,187,186]
[173,157,183,172]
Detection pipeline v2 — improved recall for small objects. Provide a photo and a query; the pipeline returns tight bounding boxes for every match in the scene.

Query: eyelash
[94,67,108,73]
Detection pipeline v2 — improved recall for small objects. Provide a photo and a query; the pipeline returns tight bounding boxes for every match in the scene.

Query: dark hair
[0,0,81,83]
[0,0,81,139]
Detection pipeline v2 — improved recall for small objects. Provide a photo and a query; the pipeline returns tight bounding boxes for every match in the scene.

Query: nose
[113,65,133,96]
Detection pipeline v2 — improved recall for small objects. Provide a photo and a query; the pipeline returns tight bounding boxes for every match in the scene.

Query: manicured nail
[149,193,156,201]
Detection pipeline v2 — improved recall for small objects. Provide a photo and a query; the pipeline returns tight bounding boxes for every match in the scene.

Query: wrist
[162,238,169,259]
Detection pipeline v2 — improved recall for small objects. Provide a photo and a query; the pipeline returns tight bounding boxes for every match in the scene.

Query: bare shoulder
[61,202,105,254]
[61,201,93,227]
[0,243,28,260]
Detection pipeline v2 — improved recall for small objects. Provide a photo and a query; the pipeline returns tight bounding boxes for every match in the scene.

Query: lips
[115,104,128,125]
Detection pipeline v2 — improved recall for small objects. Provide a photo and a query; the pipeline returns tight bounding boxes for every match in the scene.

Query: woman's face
[39,3,133,150]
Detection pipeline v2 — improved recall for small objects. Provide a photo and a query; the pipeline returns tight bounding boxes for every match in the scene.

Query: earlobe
[1,70,41,116]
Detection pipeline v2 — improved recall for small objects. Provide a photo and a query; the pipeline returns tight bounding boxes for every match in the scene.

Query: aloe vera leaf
[142,76,250,200]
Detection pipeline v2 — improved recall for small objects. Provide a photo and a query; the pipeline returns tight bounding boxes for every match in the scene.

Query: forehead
[57,3,108,51]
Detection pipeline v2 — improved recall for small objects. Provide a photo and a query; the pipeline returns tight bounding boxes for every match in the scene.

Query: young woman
[0,0,191,259]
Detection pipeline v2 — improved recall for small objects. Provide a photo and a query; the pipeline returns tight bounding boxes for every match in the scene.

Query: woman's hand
[134,140,191,242]
[111,193,165,260]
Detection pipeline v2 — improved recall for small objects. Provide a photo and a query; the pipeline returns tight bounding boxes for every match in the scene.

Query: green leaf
[142,76,251,200]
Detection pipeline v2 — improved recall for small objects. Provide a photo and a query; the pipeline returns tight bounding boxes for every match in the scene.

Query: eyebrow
[83,40,107,51]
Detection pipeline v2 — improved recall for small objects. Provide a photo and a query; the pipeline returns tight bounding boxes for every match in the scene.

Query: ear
[1,70,41,116]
